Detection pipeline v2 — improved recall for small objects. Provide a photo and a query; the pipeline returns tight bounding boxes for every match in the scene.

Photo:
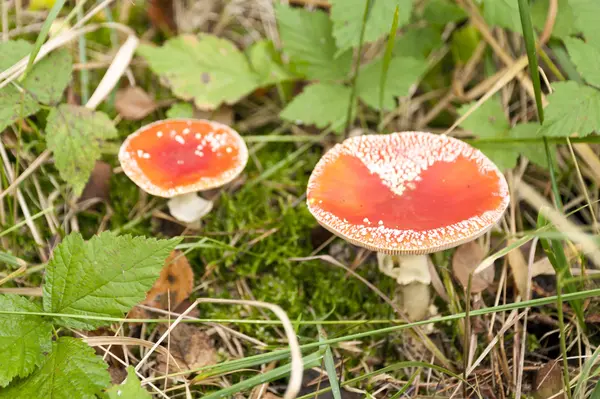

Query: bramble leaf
[393,26,443,60]
[0,337,110,399]
[541,81,600,137]
[423,0,467,25]
[0,43,72,131]
[356,56,428,110]
[105,366,151,399]
[166,102,194,119]
[564,37,600,87]
[482,0,522,33]
[247,39,295,86]
[0,295,52,387]
[46,104,117,196]
[138,34,260,110]
[280,82,354,133]
[329,0,412,54]
[570,0,600,48]
[276,4,351,81]
[42,232,180,330]
[531,0,576,39]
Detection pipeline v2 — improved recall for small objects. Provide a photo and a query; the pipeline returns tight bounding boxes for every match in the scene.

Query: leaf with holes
[564,37,600,87]
[280,82,354,133]
[330,0,413,54]
[0,43,72,131]
[138,34,260,110]
[42,232,180,330]
[541,81,600,137]
[105,366,151,399]
[46,104,117,196]
[357,56,428,110]
[0,295,52,387]
[0,337,110,399]
[276,4,351,81]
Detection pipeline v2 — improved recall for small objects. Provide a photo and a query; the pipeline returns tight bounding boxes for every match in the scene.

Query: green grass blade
[379,5,400,127]
[22,0,67,79]
[319,327,342,399]
[345,0,375,136]
[517,0,544,123]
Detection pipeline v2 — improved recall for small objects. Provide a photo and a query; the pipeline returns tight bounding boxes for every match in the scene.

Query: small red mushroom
[306,131,509,318]
[118,119,248,223]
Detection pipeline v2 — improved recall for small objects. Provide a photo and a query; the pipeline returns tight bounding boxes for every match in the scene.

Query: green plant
[0,232,179,397]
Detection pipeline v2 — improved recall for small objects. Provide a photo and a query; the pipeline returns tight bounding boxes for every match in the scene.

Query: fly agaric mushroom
[306,131,509,319]
[118,119,248,223]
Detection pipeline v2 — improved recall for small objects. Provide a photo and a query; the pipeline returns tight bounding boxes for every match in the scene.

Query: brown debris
[115,86,158,121]
[156,323,217,375]
[79,161,112,202]
[452,240,494,294]
[533,361,565,399]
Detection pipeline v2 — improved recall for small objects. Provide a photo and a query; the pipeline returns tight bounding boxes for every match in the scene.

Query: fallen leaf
[144,250,195,311]
[452,241,494,293]
[79,161,112,202]
[533,360,565,399]
[156,323,217,375]
[107,364,127,385]
[147,0,176,34]
[115,86,158,121]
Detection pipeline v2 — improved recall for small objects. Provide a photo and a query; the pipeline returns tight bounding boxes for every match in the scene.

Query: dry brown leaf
[108,364,127,385]
[533,360,565,399]
[452,241,494,293]
[115,86,158,121]
[508,239,530,297]
[147,0,177,34]
[79,161,111,202]
[156,323,217,375]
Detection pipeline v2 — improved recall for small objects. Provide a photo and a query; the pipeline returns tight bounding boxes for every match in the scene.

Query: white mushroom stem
[167,192,213,224]
[377,253,432,321]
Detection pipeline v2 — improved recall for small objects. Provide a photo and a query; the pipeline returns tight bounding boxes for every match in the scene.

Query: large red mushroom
[119,119,248,223]
[307,131,509,319]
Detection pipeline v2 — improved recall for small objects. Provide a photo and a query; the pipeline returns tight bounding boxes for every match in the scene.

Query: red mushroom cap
[306,131,509,255]
[118,119,248,197]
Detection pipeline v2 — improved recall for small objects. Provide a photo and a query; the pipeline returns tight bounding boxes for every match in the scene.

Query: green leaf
[280,82,354,133]
[275,4,351,81]
[451,25,481,64]
[42,232,180,330]
[541,81,600,137]
[570,0,600,48]
[138,34,260,110]
[423,0,467,25]
[458,99,517,170]
[0,45,72,131]
[482,0,522,33]
[357,56,428,110]
[0,295,52,387]
[46,104,117,195]
[393,26,443,60]
[530,0,576,39]
[247,39,295,86]
[0,337,110,399]
[564,37,600,87]
[509,122,552,168]
[105,366,151,399]
[330,0,412,54]
[166,102,194,119]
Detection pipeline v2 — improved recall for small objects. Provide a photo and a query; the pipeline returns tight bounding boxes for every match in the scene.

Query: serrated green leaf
[138,34,259,110]
[166,102,194,119]
[393,26,443,60]
[330,0,412,54]
[46,104,117,195]
[510,122,552,168]
[105,366,151,399]
[541,81,600,137]
[280,82,354,133]
[471,142,519,171]
[42,232,180,330]
[0,46,72,132]
[0,295,52,387]
[482,0,522,33]
[0,337,110,399]
[571,0,600,48]
[247,39,295,86]
[423,0,467,25]
[357,56,428,110]
[564,37,600,87]
[275,4,351,81]
[530,0,576,39]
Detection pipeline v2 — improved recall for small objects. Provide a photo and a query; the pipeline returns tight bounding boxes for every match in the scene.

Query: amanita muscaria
[306,131,509,318]
[119,119,248,223]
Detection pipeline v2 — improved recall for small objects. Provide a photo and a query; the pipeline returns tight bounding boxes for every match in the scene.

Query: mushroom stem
[377,253,432,321]
[167,192,213,224]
